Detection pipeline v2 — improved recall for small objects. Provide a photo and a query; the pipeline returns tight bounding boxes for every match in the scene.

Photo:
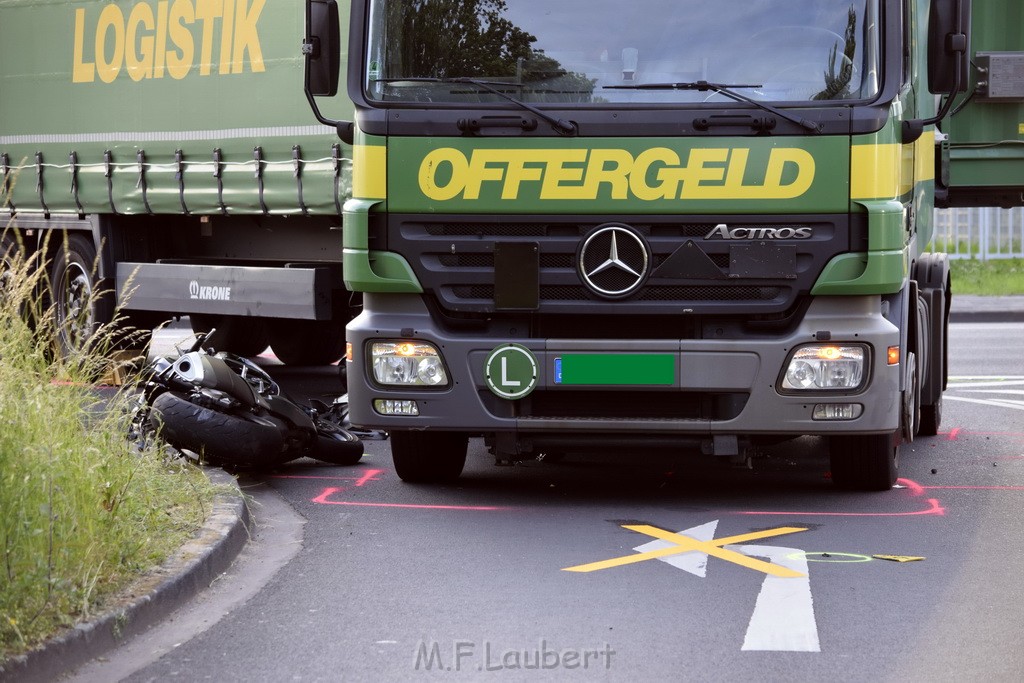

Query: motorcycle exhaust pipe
[172,353,259,408]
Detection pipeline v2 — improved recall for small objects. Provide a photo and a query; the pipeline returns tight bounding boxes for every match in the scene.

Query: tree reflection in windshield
[365,0,876,104]
[375,0,596,102]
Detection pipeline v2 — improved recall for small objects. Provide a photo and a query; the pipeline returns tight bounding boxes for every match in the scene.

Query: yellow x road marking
[563,524,809,578]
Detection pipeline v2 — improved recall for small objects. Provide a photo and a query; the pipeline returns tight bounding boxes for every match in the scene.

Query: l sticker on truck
[484,344,538,400]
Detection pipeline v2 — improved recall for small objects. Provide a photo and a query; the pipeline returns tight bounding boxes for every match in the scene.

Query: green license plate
[555,354,676,386]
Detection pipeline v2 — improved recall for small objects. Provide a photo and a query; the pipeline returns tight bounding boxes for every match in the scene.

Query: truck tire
[902,351,920,442]
[829,432,899,491]
[914,255,949,437]
[190,314,269,358]
[50,233,110,357]
[310,419,364,465]
[919,394,942,437]
[150,391,289,469]
[390,431,468,483]
[266,318,346,366]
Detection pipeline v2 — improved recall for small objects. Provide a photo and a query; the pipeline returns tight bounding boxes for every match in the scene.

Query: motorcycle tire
[310,419,364,466]
[150,391,290,469]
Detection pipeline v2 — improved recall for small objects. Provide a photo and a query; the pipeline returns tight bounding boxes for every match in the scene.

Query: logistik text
[72,0,265,83]
[417,147,815,202]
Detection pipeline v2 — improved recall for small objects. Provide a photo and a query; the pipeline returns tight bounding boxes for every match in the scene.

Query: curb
[946,294,1019,323]
[0,468,250,683]
[949,310,1024,322]
[949,295,1024,323]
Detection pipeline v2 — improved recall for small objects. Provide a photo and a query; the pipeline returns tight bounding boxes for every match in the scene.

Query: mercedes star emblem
[577,224,651,299]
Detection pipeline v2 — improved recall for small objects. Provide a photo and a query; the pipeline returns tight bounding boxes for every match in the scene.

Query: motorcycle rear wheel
[151,391,290,469]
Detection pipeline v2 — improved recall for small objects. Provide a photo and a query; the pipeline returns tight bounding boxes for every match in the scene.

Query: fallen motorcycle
[128,330,363,468]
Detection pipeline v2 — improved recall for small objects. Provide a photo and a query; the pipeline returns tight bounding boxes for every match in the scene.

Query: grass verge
[950,258,1024,295]
[0,229,219,663]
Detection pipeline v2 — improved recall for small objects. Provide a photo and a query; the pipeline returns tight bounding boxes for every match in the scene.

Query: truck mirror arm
[304,86,355,145]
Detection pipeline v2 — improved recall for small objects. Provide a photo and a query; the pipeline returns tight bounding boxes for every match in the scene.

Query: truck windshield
[364,0,880,105]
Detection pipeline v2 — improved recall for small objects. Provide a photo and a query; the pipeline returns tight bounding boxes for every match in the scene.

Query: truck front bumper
[347,293,901,449]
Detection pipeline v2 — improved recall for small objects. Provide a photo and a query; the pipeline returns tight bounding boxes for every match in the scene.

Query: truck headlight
[370,341,449,387]
[780,344,867,392]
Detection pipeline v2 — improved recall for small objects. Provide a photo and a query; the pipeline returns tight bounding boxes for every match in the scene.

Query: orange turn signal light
[887,346,900,365]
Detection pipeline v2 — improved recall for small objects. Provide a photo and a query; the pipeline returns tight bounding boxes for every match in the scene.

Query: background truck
[305,0,1023,490]
[1,0,355,364]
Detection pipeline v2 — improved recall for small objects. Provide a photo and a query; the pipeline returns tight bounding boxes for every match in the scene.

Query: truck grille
[451,285,782,302]
[390,214,854,316]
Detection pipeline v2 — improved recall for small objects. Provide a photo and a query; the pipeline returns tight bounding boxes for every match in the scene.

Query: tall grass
[0,228,217,661]
[949,257,1024,295]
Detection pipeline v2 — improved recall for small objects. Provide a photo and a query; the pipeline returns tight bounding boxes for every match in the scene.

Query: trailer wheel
[266,318,346,366]
[150,391,290,469]
[1,231,20,295]
[829,432,899,491]
[50,233,111,357]
[390,431,468,483]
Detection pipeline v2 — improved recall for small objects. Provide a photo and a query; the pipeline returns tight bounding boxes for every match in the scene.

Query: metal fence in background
[931,207,1024,260]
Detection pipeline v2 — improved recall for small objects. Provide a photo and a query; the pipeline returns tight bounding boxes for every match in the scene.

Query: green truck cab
[305,0,1021,490]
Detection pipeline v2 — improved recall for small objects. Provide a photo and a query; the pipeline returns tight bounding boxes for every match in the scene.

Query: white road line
[945,395,1024,411]
[949,376,1024,381]
[960,389,1024,396]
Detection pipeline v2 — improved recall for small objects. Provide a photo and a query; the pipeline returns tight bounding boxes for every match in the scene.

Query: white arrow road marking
[633,521,820,652]
[728,544,820,652]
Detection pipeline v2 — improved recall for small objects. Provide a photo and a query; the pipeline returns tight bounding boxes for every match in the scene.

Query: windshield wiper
[374,77,577,136]
[604,80,820,133]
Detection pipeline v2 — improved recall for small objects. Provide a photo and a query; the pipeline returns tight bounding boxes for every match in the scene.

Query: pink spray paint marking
[289,468,507,511]
[312,487,505,510]
[736,478,945,517]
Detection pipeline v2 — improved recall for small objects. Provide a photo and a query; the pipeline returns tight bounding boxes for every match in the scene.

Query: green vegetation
[950,258,1024,295]
[0,229,217,663]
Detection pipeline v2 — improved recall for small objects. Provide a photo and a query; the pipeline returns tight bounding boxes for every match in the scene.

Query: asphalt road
[74,322,1024,682]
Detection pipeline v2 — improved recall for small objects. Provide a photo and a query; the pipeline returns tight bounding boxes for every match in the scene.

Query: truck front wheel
[390,431,468,483]
[829,432,899,491]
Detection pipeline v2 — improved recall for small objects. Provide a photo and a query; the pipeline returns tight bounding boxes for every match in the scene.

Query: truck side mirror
[927,0,971,95]
[303,0,353,144]
[305,0,340,97]
[904,0,972,143]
